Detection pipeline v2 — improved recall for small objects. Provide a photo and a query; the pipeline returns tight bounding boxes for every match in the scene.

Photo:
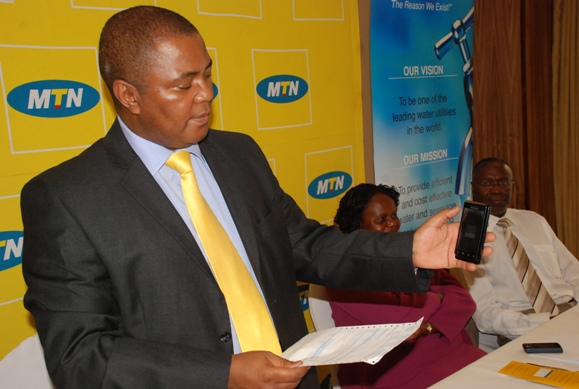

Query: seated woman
[327,183,486,389]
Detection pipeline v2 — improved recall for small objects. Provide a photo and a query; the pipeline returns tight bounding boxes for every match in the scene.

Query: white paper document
[281,318,422,366]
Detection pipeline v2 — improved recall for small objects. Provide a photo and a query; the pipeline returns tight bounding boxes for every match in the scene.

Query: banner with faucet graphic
[370,0,474,231]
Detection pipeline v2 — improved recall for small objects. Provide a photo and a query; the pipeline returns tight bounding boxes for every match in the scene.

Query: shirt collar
[117,116,205,175]
[489,208,513,230]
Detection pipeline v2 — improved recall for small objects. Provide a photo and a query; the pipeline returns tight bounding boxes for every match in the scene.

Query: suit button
[220,332,231,342]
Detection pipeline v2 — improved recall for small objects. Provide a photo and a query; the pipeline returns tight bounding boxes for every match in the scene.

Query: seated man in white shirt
[462,157,579,352]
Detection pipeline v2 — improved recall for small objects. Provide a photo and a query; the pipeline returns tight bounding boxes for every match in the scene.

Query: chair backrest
[308,283,336,331]
[308,284,341,389]
[449,268,480,347]
[0,334,56,389]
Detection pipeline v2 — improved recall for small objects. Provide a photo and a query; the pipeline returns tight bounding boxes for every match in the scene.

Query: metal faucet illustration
[434,7,474,197]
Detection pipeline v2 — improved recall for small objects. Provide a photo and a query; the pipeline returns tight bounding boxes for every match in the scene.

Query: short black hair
[99,6,198,97]
[334,183,400,233]
[472,157,510,177]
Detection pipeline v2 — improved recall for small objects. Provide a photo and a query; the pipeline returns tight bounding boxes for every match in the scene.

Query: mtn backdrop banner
[0,1,365,365]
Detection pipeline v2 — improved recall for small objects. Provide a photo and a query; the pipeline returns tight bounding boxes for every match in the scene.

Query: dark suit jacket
[21,121,428,389]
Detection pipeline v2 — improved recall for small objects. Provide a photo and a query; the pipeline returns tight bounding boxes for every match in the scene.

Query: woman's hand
[406,322,437,342]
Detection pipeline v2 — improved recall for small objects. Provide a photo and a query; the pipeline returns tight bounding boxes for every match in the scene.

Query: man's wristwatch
[425,322,433,335]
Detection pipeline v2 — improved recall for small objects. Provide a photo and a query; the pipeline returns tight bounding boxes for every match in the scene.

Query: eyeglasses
[472,180,513,188]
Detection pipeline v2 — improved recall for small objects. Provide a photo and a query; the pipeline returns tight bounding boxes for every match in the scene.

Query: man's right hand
[228,351,310,389]
[412,206,495,271]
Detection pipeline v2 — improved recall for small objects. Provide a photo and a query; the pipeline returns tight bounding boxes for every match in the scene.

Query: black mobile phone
[523,342,564,354]
[454,201,491,264]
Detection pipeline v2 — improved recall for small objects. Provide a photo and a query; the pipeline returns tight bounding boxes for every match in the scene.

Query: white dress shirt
[462,208,579,350]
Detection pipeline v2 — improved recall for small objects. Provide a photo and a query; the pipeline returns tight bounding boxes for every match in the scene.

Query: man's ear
[113,79,141,114]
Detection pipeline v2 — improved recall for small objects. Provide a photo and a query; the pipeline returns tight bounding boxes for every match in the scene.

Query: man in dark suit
[21,6,490,389]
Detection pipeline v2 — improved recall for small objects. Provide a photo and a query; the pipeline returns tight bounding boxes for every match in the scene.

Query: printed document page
[281,318,422,366]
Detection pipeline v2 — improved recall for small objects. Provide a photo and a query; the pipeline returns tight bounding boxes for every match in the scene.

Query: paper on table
[281,318,422,366]
[499,361,579,389]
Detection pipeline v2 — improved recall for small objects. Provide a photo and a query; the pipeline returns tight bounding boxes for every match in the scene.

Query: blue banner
[371,0,474,230]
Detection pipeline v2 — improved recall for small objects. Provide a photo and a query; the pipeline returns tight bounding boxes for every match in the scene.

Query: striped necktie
[497,218,558,315]
[166,151,282,354]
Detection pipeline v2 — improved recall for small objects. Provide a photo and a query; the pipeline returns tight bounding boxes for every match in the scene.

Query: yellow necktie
[497,218,558,315]
[166,151,281,354]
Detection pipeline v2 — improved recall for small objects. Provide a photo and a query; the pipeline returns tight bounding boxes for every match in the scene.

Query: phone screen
[455,201,490,263]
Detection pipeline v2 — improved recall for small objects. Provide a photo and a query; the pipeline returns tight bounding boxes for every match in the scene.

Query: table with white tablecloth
[430,305,579,388]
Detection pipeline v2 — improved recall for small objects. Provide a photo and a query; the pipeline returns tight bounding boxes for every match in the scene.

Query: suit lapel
[103,122,215,279]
